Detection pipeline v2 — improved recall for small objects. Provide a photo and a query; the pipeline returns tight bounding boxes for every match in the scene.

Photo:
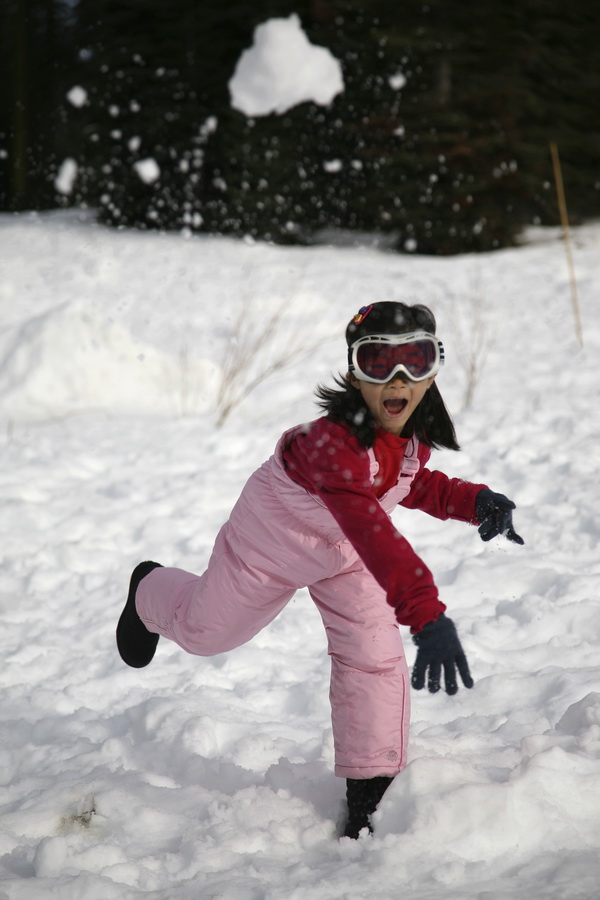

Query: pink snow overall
[136,428,422,778]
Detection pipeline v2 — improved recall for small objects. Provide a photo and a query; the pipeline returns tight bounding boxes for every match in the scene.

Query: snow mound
[0,300,213,419]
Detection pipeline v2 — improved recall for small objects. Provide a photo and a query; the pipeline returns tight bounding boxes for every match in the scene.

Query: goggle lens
[353,336,440,382]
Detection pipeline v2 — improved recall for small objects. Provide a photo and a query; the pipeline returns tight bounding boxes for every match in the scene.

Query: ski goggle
[348,332,444,383]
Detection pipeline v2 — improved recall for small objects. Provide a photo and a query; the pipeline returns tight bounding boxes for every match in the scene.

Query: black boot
[343,776,394,839]
[116,561,162,668]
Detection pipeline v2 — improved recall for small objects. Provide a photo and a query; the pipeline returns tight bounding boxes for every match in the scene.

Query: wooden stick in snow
[550,140,583,347]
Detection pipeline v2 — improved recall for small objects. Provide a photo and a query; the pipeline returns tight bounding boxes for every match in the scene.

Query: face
[350,371,435,436]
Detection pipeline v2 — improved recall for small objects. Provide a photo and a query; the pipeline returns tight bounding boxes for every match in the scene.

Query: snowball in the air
[67,86,87,107]
[389,73,407,90]
[133,158,161,184]
[229,14,344,117]
[55,158,78,195]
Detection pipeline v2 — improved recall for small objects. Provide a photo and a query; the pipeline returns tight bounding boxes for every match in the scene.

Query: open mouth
[383,398,408,417]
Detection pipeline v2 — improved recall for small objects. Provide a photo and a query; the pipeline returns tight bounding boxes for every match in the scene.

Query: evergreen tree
[8,0,597,254]
[0,0,75,210]
[71,0,296,231]
[513,0,600,224]
[216,0,527,252]
[72,0,209,229]
[215,0,599,252]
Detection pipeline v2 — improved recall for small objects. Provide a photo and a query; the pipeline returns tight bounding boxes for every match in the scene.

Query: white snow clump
[229,14,344,117]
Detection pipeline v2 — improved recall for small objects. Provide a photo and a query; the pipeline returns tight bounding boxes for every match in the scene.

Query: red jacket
[282,417,486,632]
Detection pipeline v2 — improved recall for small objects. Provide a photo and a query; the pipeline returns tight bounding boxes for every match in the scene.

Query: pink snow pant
[136,446,410,779]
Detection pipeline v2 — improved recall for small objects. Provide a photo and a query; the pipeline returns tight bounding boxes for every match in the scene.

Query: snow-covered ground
[1,211,599,899]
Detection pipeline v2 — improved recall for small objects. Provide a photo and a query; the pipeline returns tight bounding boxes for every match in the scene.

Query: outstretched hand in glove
[412,614,474,695]
[475,489,524,544]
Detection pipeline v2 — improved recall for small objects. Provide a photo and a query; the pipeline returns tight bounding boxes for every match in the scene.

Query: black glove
[412,614,474,695]
[475,488,524,544]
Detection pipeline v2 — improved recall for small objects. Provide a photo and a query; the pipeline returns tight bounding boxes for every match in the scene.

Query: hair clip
[352,304,373,325]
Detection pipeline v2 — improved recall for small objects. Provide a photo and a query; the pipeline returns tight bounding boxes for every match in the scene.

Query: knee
[330,623,405,674]
[174,628,246,658]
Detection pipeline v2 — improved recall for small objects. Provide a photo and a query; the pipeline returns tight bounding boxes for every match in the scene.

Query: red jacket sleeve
[400,443,488,523]
[283,418,446,632]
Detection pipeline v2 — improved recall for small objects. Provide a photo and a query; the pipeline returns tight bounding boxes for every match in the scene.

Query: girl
[117,301,523,839]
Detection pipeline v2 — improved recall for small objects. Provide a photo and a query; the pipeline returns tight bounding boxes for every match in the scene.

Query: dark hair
[315,301,460,450]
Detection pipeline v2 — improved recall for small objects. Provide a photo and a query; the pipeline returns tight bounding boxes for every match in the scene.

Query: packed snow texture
[1,211,600,899]
[229,14,344,116]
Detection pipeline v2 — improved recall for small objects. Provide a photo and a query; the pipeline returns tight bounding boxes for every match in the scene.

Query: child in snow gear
[116,301,524,839]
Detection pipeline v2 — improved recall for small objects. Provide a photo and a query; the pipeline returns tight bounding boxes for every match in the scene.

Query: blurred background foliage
[1,0,598,254]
